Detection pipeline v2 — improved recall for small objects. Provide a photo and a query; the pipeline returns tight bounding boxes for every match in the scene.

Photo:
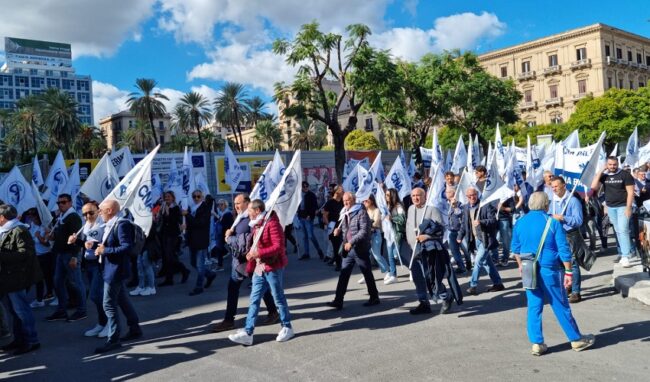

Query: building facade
[0,37,94,125]
[99,110,173,150]
[478,23,650,126]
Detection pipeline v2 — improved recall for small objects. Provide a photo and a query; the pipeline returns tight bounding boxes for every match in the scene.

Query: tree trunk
[194,119,206,152]
[333,133,346,184]
[148,113,159,146]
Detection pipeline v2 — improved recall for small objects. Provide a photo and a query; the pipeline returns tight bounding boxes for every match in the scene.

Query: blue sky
[1,0,648,124]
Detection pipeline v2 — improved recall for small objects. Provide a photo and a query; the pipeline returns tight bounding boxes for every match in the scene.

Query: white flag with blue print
[105,145,160,209]
[31,181,52,228]
[45,150,68,209]
[80,153,119,203]
[250,150,285,203]
[624,126,638,167]
[451,135,467,174]
[59,160,82,211]
[0,166,36,215]
[375,183,396,250]
[385,156,412,200]
[265,150,303,227]
[224,141,243,192]
[32,156,44,189]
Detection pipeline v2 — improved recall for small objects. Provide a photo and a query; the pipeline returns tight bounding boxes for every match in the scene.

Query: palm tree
[170,103,191,136]
[38,88,80,156]
[178,91,212,152]
[120,120,154,153]
[72,124,105,157]
[200,128,225,152]
[214,82,250,151]
[380,123,409,150]
[12,96,41,156]
[127,78,169,147]
[252,120,283,151]
[292,119,327,150]
[245,96,271,127]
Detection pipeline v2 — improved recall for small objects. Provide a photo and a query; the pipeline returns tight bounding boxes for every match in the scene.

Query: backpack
[114,218,146,259]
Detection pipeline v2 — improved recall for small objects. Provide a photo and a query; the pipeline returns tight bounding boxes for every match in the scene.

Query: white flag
[165,158,184,199]
[562,130,581,149]
[151,173,163,204]
[455,170,472,206]
[224,141,243,192]
[0,166,36,215]
[425,165,446,212]
[554,132,606,191]
[494,123,506,177]
[369,152,385,183]
[506,148,527,200]
[181,147,196,206]
[431,126,443,168]
[610,143,618,157]
[194,172,210,196]
[32,156,44,189]
[637,140,650,167]
[355,164,374,201]
[45,150,68,209]
[59,160,82,212]
[121,150,158,235]
[111,146,136,178]
[375,182,396,249]
[451,135,467,174]
[624,126,639,167]
[481,154,513,206]
[525,135,543,189]
[265,150,303,227]
[343,163,361,193]
[80,153,119,203]
[105,145,160,209]
[385,156,412,200]
[31,181,52,228]
[445,150,453,173]
[250,150,285,202]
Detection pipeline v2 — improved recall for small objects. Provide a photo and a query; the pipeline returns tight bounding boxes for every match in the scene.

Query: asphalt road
[1,229,649,382]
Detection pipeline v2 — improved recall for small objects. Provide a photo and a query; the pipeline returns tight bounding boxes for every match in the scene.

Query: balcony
[544,97,563,107]
[570,58,591,70]
[606,56,617,65]
[543,65,561,75]
[517,71,536,81]
[572,92,592,102]
[520,101,537,111]
[630,61,640,69]
[641,63,648,70]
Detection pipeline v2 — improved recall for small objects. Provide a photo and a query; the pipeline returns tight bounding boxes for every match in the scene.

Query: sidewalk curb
[612,261,650,306]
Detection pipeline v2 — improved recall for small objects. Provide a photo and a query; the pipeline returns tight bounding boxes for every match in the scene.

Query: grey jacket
[406,204,443,249]
[341,206,371,249]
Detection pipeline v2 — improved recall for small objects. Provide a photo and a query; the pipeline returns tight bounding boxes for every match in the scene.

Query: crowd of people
[2,154,648,357]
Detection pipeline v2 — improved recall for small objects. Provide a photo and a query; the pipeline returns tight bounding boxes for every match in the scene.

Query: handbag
[520,218,552,290]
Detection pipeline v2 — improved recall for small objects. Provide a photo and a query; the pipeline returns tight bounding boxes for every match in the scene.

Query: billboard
[133,153,208,186]
[5,37,72,68]
[65,159,100,183]
[214,153,277,194]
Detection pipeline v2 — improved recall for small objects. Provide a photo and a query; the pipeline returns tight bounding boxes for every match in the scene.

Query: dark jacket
[341,206,371,250]
[52,211,82,254]
[186,202,211,250]
[458,201,498,250]
[226,215,251,262]
[160,205,182,237]
[0,224,42,294]
[298,190,319,219]
[102,218,135,283]
[447,202,463,232]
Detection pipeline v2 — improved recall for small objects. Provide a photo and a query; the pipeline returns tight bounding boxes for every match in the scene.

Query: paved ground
[1,229,650,382]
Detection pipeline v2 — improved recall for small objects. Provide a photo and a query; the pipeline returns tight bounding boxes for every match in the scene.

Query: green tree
[178,91,212,152]
[72,124,106,158]
[171,103,191,135]
[200,128,225,152]
[380,123,409,150]
[291,119,327,150]
[127,78,169,147]
[38,88,81,156]
[344,129,381,150]
[214,82,250,152]
[245,96,272,127]
[273,21,396,180]
[167,134,198,153]
[252,120,283,151]
[120,120,154,153]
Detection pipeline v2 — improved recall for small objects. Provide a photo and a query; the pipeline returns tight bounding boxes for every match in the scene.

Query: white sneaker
[49,297,59,307]
[357,277,366,284]
[619,256,631,268]
[228,329,253,346]
[276,327,295,342]
[409,272,413,282]
[130,287,143,296]
[384,275,398,285]
[84,324,104,337]
[140,287,156,296]
[30,300,45,308]
[383,273,391,281]
[97,325,110,338]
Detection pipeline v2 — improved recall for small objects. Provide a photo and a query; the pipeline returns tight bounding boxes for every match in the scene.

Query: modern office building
[478,23,650,126]
[0,37,94,125]
[99,110,173,150]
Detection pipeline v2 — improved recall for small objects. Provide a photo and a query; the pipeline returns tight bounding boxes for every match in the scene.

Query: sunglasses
[82,211,96,217]
[56,200,69,205]
[192,195,202,199]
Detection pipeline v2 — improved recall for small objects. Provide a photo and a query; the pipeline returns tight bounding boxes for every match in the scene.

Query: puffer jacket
[246,212,287,274]
[0,225,42,294]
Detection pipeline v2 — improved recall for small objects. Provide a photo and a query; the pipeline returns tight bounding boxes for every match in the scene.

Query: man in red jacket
[228,199,294,346]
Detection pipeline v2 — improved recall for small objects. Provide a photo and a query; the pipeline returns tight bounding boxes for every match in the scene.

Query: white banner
[0,166,36,215]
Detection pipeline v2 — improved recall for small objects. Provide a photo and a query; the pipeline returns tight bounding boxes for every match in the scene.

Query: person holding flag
[183,190,217,296]
[157,191,190,287]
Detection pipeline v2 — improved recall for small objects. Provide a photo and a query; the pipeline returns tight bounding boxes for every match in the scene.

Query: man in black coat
[298,181,324,260]
[184,190,217,296]
[457,187,505,295]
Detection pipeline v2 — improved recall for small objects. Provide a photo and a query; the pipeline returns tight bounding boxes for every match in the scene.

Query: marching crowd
[2,154,648,357]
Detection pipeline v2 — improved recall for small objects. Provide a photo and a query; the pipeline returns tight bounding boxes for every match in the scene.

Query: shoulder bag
[520,218,552,290]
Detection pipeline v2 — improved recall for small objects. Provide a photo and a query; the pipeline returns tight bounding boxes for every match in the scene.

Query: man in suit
[94,199,143,354]
[298,181,324,260]
[183,190,217,296]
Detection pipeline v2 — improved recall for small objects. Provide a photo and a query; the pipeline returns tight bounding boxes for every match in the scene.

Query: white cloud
[156,87,185,113]
[0,0,156,57]
[92,81,130,123]
[372,12,506,61]
[402,0,419,17]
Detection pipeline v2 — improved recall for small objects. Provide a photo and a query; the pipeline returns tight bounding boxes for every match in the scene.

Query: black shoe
[317,250,325,260]
[455,268,467,275]
[126,280,138,288]
[261,311,280,326]
[440,298,452,314]
[334,265,341,271]
[204,273,217,289]
[189,288,204,296]
[409,302,432,315]
[67,311,88,322]
[298,254,310,261]
[13,343,40,356]
[1,340,21,352]
[181,269,190,284]
[211,320,235,333]
[121,329,143,342]
[45,311,68,321]
[326,301,343,310]
[362,298,380,307]
[466,287,479,296]
[487,283,505,292]
[95,341,121,354]
[158,280,174,287]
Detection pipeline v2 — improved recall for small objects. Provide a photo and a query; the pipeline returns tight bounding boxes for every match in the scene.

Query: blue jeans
[54,252,86,315]
[496,219,512,262]
[103,279,140,343]
[526,266,582,344]
[608,206,632,258]
[6,291,39,345]
[448,231,469,272]
[571,258,581,294]
[137,251,155,289]
[300,217,323,256]
[369,231,388,273]
[86,262,107,326]
[190,248,215,290]
[386,241,403,277]
[245,269,292,335]
[470,239,502,288]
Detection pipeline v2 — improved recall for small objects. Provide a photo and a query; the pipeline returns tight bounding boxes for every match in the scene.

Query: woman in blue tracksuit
[511,191,595,356]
